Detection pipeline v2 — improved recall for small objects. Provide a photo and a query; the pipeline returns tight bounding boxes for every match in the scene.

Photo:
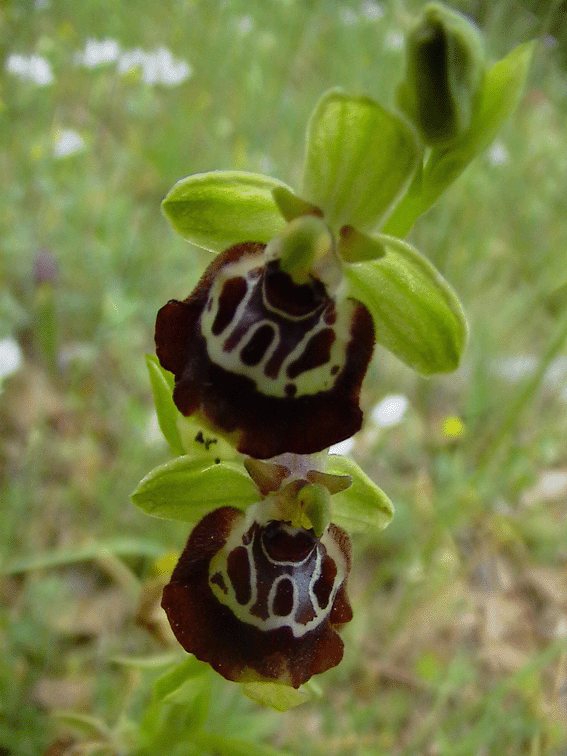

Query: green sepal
[301,89,419,232]
[345,234,467,374]
[385,41,534,237]
[397,2,485,144]
[131,455,258,523]
[242,681,313,711]
[338,225,386,262]
[145,354,185,456]
[162,171,290,253]
[146,353,239,459]
[271,186,323,222]
[325,455,394,533]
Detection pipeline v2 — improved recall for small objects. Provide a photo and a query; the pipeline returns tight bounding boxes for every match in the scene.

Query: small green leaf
[326,455,394,533]
[162,171,289,253]
[338,225,386,262]
[242,681,312,711]
[345,234,467,374]
[145,354,185,455]
[385,41,534,237]
[131,456,258,523]
[302,89,419,232]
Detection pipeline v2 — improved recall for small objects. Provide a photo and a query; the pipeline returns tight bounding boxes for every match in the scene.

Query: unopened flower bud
[397,2,485,144]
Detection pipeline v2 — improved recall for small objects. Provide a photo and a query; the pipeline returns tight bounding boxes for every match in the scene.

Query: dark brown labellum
[162,505,353,688]
[155,241,375,459]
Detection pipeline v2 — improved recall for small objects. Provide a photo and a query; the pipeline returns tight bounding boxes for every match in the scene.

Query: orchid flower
[133,3,533,709]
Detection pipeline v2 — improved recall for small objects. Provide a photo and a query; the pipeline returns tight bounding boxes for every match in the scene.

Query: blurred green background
[2,0,567,754]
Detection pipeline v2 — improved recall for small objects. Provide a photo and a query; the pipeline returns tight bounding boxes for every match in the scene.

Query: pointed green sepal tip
[345,234,467,375]
[161,170,290,253]
[339,225,386,263]
[271,186,323,222]
[302,89,419,232]
[397,2,486,144]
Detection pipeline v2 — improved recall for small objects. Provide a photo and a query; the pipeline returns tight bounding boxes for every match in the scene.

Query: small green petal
[345,234,467,375]
[301,89,419,232]
[131,456,258,523]
[325,455,394,533]
[162,171,290,253]
[271,186,323,222]
[338,225,386,263]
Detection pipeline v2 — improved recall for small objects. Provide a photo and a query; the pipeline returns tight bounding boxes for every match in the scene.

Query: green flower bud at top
[397,2,485,144]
